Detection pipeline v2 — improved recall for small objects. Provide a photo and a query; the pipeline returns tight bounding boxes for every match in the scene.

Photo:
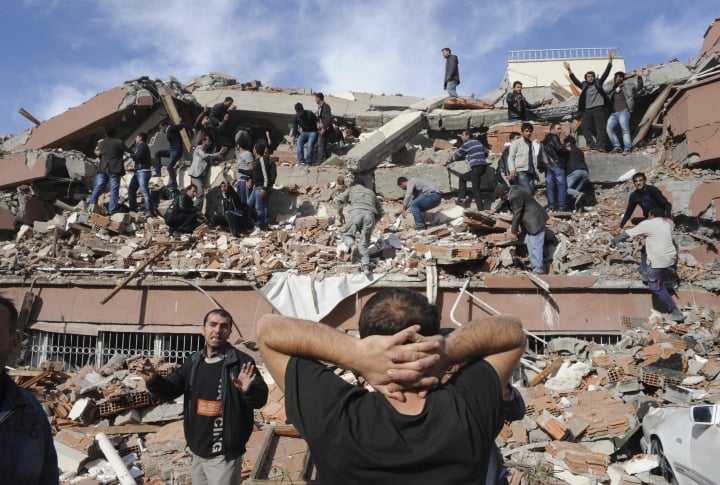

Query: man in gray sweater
[397,176,442,230]
[335,176,385,276]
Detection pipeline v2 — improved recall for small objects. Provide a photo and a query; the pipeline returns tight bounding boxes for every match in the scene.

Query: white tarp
[260,272,382,321]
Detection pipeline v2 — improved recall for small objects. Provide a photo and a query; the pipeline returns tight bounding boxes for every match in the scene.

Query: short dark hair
[137,132,147,142]
[254,142,267,155]
[512,81,522,88]
[441,47,451,53]
[521,122,533,133]
[224,96,234,103]
[550,122,561,131]
[294,102,304,112]
[509,131,522,140]
[632,172,646,181]
[105,127,117,138]
[202,131,215,143]
[315,92,325,101]
[614,71,625,80]
[494,184,511,200]
[585,71,596,79]
[564,135,576,145]
[397,176,408,186]
[462,129,474,138]
[186,183,198,192]
[203,308,233,326]
[0,295,18,333]
[359,288,440,338]
[159,119,170,127]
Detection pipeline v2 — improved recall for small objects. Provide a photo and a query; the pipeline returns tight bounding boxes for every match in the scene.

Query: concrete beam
[0,152,52,188]
[344,111,425,172]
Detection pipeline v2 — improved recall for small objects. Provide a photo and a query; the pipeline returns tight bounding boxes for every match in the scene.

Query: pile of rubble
[6,303,717,484]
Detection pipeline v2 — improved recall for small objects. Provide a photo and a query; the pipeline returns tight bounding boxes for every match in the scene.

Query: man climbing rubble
[334,174,384,277]
[612,208,684,322]
[443,129,494,210]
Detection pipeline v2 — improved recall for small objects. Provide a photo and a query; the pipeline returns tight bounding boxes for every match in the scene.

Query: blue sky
[0,0,717,136]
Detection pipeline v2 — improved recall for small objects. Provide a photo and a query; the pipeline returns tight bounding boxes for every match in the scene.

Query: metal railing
[29,330,203,370]
[508,48,618,62]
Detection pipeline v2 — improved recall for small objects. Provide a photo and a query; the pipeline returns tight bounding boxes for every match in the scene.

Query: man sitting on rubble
[564,136,589,211]
[493,184,550,274]
[0,295,59,485]
[397,176,442,230]
[257,287,526,485]
[443,129,493,210]
[612,208,683,321]
[205,179,250,237]
[164,184,200,234]
[335,174,384,277]
[139,309,268,485]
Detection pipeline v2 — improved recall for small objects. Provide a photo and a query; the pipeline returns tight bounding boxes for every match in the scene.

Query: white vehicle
[640,402,720,484]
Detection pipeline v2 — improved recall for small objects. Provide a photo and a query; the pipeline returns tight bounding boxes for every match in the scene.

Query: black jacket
[146,345,268,458]
[96,137,126,174]
[569,62,613,112]
[251,156,277,189]
[444,54,460,87]
[565,145,588,174]
[205,184,245,226]
[620,185,672,228]
[508,185,548,235]
[129,141,152,171]
[542,133,567,169]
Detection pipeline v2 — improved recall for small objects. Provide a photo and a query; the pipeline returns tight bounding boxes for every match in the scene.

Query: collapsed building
[1,17,720,485]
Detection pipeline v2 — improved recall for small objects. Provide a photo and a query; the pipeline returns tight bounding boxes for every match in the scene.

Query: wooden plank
[528,357,564,387]
[158,86,193,159]
[632,85,673,147]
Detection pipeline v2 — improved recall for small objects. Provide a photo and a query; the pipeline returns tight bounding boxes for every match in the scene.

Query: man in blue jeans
[89,127,125,214]
[494,185,549,274]
[612,208,683,322]
[441,47,460,97]
[154,119,190,193]
[397,176,442,230]
[564,136,589,210]
[290,103,318,165]
[127,132,153,215]
[541,123,568,211]
[606,71,642,153]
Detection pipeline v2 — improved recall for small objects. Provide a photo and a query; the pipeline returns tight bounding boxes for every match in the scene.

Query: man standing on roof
[126,132,154,216]
[564,50,614,151]
[441,47,460,97]
[139,308,268,485]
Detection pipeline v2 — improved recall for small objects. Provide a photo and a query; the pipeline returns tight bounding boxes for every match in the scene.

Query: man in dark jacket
[542,123,568,211]
[564,136,589,210]
[315,93,333,163]
[506,81,552,121]
[619,172,672,229]
[205,180,250,237]
[164,184,200,234]
[0,295,59,485]
[139,308,268,485]
[494,185,550,274]
[291,102,319,165]
[154,119,191,192]
[441,47,460,97]
[209,97,234,126]
[89,127,126,214]
[127,132,153,215]
[564,50,614,151]
[248,142,277,233]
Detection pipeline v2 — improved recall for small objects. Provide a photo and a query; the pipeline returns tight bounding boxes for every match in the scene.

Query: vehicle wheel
[650,438,678,485]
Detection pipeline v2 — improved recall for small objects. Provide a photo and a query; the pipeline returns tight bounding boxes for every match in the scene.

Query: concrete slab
[585,151,660,185]
[0,152,53,188]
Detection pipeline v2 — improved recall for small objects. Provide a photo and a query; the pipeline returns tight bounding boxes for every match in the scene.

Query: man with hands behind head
[139,309,268,485]
[258,287,526,485]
